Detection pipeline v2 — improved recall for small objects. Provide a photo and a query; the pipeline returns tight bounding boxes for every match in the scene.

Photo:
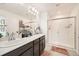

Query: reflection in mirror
[0,16,7,39]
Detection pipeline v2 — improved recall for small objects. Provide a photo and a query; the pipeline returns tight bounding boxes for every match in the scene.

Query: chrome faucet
[8,32,15,41]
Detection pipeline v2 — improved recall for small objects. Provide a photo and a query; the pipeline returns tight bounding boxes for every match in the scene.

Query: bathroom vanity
[0,34,45,56]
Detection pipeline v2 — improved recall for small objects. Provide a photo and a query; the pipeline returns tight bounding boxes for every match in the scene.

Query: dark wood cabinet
[3,35,45,56]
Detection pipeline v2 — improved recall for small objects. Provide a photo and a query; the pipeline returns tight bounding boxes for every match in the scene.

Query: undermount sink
[0,38,26,48]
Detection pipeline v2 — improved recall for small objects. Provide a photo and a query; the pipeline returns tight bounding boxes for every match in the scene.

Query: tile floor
[41,44,79,56]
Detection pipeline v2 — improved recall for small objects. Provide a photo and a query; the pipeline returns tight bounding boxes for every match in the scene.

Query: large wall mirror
[0,16,7,38]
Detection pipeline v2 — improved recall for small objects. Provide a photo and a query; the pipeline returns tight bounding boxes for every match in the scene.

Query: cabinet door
[42,39,45,51]
[39,40,43,55]
[34,43,39,56]
[33,38,40,56]
[21,47,33,56]
[39,36,45,55]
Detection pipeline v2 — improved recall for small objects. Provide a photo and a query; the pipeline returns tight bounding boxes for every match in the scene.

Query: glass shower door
[48,17,75,49]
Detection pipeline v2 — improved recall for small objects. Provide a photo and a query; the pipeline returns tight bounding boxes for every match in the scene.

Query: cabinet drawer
[3,41,33,56]
[21,47,33,56]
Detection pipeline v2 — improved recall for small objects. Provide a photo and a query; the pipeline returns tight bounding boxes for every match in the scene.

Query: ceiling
[0,3,78,19]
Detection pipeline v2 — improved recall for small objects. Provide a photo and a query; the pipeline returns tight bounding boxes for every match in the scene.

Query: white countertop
[0,34,45,56]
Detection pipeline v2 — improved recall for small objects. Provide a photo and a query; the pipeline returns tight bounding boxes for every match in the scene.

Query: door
[39,38,45,55]
[48,17,76,49]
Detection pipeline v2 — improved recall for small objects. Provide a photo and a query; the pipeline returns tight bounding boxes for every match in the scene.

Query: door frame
[47,16,76,49]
